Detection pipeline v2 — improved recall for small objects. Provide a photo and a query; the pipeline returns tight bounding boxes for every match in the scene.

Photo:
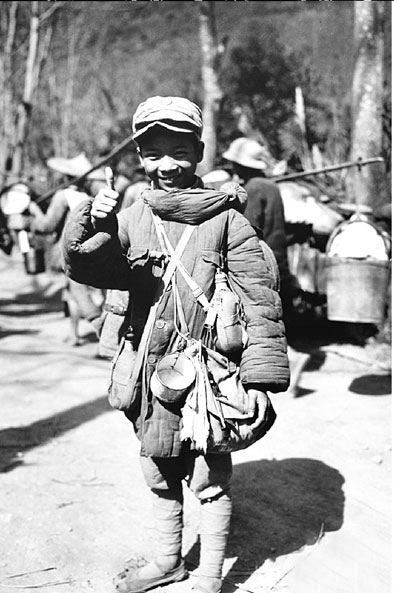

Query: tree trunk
[196,2,223,178]
[60,13,89,157]
[347,0,386,209]
[61,18,77,157]
[0,1,19,183]
[12,0,40,178]
[47,61,63,157]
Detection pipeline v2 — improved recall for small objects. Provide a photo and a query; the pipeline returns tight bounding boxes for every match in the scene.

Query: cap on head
[222,137,268,171]
[132,96,203,142]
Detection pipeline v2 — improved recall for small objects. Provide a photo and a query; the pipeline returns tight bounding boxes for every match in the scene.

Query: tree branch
[39,1,65,26]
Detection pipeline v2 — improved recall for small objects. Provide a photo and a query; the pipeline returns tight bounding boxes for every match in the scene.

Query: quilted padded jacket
[62,190,290,457]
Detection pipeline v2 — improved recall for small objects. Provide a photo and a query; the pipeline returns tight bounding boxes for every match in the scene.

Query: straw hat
[222,138,268,171]
[47,153,93,177]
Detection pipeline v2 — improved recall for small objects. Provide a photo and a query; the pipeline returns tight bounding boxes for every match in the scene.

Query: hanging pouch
[204,269,248,355]
[180,345,276,454]
[108,335,138,410]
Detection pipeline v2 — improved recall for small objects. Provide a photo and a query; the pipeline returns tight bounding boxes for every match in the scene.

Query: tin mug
[150,351,196,404]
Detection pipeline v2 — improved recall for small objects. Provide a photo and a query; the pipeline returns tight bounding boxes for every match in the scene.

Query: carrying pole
[271,156,385,183]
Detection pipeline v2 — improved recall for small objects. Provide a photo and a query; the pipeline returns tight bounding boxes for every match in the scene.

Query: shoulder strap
[151,212,211,311]
[123,223,195,408]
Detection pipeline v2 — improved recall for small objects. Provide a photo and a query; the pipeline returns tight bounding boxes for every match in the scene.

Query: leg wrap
[198,490,232,580]
[152,487,183,569]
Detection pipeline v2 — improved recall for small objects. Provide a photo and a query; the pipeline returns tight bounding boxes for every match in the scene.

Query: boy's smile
[138,128,203,191]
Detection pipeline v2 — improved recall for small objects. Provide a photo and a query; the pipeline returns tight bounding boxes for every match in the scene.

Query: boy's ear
[136,147,145,168]
[197,140,204,163]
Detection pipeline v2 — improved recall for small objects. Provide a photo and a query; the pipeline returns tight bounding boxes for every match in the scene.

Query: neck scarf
[141,176,237,225]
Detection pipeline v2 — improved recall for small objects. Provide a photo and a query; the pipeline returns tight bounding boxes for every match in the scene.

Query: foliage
[218,30,301,159]
[214,3,390,204]
[277,56,352,201]
[216,30,354,200]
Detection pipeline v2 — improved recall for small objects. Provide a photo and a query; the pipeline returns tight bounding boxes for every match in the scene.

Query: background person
[222,137,296,321]
[29,153,105,346]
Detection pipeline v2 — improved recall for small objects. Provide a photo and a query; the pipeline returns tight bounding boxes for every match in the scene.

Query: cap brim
[133,121,199,141]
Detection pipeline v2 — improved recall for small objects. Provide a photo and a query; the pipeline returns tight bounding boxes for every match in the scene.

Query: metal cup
[150,351,196,404]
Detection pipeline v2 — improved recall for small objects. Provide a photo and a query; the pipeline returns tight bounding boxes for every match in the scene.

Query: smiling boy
[63,96,289,593]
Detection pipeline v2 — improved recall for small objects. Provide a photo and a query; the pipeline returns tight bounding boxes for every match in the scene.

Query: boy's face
[138,128,203,191]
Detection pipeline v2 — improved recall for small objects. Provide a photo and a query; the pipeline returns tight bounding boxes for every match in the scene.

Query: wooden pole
[271,157,385,183]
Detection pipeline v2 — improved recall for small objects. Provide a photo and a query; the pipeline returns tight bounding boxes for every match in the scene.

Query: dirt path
[0,252,391,593]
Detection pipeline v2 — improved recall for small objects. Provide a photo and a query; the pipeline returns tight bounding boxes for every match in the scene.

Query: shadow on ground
[0,289,64,316]
[348,374,392,396]
[186,458,345,592]
[0,395,112,473]
[286,304,379,349]
[0,328,39,339]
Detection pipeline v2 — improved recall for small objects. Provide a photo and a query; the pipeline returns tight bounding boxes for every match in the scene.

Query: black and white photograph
[0,2,391,592]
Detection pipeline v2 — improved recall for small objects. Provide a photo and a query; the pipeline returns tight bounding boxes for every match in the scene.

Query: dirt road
[0,251,391,593]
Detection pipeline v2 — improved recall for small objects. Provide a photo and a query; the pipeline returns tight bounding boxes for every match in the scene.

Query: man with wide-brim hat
[222,137,271,172]
[29,153,105,346]
[222,136,294,323]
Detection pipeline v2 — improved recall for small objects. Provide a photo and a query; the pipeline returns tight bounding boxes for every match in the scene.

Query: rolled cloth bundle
[141,183,246,225]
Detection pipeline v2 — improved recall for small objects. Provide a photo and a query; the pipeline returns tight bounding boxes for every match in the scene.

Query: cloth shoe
[115,559,188,592]
[191,578,222,593]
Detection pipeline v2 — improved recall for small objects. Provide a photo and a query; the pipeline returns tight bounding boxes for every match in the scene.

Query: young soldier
[62,96,289,593]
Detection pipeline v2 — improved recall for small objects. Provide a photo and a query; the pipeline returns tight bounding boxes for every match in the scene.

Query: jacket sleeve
[226,209,290,392]
[62,198,134,290]
[31,191,68,234]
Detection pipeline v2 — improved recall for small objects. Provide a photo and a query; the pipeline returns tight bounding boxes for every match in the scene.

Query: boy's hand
[247,388,270,429]
[91,187,119,221]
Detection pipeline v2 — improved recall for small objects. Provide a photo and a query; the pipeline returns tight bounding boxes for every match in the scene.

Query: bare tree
[59,12,91,157]
[0,1,62,183]
[347,0,386,209]
[196,1,223,177]
[0,1,19,182]
[11,1,40,178]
